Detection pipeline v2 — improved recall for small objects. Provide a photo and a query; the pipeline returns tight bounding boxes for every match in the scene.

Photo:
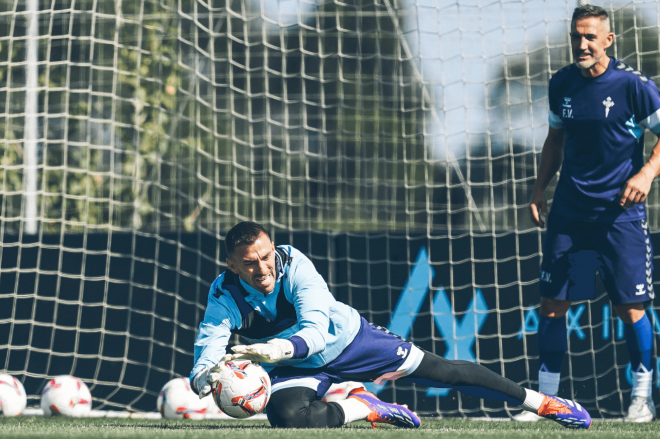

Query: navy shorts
[268,318,424,397]
[540,213,654,304]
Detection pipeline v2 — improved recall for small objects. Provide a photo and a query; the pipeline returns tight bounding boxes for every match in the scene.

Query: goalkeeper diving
[190,221,592,429]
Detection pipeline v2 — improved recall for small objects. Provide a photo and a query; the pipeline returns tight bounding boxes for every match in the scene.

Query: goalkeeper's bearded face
[226,232,278,295]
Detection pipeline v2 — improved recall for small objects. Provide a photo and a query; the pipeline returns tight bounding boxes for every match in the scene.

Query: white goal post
[0,0,659,417]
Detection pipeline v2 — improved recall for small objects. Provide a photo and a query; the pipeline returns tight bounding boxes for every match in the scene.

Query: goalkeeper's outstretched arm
[189,278,242,392]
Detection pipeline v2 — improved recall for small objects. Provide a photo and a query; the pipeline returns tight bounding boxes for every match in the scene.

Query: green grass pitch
[0,418,658,439]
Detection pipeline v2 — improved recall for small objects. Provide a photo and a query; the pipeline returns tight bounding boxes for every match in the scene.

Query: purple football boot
[347,387,421,429]
[537,395,592,429]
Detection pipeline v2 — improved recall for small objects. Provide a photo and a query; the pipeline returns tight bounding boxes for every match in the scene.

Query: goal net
[0,0,659,417]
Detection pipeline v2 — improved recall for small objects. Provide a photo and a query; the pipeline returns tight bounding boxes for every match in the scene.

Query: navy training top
[548,57,660,222]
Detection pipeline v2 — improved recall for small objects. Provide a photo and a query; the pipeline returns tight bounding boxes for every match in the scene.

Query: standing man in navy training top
[521,4,660,423]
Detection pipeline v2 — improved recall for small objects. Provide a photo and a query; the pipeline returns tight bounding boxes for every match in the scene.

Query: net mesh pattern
[0,0,659,416]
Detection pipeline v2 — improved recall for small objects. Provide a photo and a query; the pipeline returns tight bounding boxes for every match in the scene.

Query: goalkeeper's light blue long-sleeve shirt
[189,245,362,382]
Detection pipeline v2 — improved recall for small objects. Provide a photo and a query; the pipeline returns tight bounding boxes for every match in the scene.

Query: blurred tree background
[1,0,659,234]
[0,0,429,235]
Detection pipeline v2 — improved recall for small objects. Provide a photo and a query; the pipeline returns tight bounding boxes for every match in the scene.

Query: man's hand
[192,354,232,398]
[231,339,294,364]
[530,189,548,227]
[619,168,654,209]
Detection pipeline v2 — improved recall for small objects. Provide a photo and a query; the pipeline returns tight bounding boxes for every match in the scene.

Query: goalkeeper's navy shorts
[267,317,424,397]
[539,212,654,304]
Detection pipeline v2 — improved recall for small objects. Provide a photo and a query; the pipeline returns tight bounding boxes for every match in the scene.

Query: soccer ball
[0,374,27,416]
[41,375,92,417]
[157,377,210,419]
[322,381,364,403]
[212,360,271,419]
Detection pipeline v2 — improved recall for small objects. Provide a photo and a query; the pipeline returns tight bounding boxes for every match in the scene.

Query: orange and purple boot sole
[537,395,592,429]
[347,387,421,429]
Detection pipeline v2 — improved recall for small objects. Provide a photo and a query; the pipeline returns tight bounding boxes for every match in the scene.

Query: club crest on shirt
[562,97,573,119]
[602,97,614,117]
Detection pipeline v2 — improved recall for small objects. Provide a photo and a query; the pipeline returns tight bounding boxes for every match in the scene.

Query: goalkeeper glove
[192,354,232,399]
[231,338,294,363]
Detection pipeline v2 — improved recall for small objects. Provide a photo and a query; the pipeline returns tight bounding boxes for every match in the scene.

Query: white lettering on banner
[373,249,660,397]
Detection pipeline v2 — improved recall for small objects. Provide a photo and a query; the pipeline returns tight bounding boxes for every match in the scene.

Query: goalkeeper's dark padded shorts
[540,212,654,304]
[267,317,424,397]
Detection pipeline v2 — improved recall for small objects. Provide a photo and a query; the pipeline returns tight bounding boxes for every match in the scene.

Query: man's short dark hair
[572,4,610,30]
[225,221,271,258]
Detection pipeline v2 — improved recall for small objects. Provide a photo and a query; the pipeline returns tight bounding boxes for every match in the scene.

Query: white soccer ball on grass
[0,374,27,416]
[211,359,271,419]
[41,375,92,417]
[157,377,211,419]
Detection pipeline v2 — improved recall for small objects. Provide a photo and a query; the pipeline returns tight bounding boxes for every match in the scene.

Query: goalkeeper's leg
[404,351,592,429]
[266,384,420,428]
[405,351,526,403]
